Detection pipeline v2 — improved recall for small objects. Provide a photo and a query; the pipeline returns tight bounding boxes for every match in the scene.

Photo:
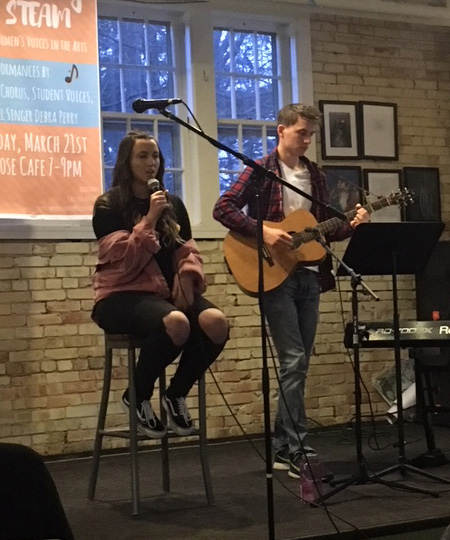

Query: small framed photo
[322,166,362,213]
[363,169,403,222]
[359,101,398,160]
[319,101,360,159]
[403,167,441,222]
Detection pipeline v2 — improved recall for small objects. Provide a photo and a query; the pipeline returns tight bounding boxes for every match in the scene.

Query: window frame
[97,5,183,196]
[212,15,315,197]
[101,111,184,194]
[213,20,285,193]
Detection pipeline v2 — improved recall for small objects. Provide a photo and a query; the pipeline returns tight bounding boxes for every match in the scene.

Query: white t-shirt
[280,160,312,215]
[279,160,318,273]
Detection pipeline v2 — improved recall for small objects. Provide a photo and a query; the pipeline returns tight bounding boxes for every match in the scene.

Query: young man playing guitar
[213,103,369,480]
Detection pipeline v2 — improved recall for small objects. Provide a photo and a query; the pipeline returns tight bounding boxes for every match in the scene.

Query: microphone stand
[145,105,347,540]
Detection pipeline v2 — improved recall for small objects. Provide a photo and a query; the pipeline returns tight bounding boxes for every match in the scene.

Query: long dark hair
[96,131,182,246]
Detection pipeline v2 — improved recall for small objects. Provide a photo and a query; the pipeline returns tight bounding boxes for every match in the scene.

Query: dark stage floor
[47,421,450,540]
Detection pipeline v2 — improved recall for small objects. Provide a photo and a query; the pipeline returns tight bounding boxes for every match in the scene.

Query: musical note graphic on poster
[65,64,79,84]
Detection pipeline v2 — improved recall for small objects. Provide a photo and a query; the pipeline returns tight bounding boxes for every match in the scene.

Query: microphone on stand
[132,98,182,113]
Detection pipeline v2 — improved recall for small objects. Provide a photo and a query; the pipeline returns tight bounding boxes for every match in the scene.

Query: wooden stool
[87,333,215,515]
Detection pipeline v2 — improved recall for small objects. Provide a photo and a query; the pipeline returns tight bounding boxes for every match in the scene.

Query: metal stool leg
[159,370,214,503]
[88,340,113,500]
[128,347,140,515]
[159,371,170,493]
[198,375,215,505]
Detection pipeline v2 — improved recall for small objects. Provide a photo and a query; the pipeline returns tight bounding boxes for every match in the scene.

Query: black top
[93,193,192,289]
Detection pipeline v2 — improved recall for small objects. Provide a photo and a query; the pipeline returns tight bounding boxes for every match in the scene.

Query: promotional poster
[0,0,102,216]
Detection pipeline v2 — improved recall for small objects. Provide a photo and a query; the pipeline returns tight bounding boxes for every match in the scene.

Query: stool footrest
[164,429,201,438]
[98,429,149,441]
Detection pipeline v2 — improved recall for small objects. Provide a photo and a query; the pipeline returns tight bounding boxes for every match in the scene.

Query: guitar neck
[294,195,397,246]
[320,196,394,233]
[317,206,357,236]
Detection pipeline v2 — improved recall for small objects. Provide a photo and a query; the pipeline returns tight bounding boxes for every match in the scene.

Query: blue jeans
[264,269,321,460]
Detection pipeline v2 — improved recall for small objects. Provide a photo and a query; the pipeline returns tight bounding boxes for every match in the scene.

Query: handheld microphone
[132,98,182,113]
[147,178,161,194]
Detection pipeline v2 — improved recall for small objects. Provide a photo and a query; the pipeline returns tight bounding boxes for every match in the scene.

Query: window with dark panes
[214,27,280,193]
[98,17,182,195]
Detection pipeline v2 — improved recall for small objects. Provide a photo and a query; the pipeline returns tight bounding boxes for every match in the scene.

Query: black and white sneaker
[273,450,290,471]
[162,394,196,436]
[122,392,166,439]
[288,455,304,480]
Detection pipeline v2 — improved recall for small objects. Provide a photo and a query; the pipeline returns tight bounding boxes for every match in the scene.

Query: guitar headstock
[387,188,415,207]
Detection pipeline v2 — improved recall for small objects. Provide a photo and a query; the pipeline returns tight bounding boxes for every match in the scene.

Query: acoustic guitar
[223,190,413,297]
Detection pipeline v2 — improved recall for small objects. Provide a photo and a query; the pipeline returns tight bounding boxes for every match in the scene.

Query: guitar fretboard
[292,192,407,248]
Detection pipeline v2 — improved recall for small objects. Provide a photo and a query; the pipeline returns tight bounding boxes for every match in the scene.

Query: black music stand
[317,222,446,504]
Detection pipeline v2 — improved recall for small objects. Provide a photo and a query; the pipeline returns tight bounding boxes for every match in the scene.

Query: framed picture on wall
[403,167,441,222]
[322,166,362,214]
[363,169,403,222]
[319,101,360,159]
[359,102,398,160]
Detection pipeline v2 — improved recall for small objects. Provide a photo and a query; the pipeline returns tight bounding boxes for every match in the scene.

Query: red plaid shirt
[213,148,352,292]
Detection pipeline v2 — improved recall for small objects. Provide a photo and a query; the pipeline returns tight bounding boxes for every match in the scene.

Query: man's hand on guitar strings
[350,203,370,229]
[262,225,294,250]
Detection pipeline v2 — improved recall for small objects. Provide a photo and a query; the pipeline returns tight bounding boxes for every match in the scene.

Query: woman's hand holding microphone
[145,179,169,228]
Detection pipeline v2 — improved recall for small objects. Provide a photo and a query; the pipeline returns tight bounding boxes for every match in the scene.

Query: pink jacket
[92,217,206,304]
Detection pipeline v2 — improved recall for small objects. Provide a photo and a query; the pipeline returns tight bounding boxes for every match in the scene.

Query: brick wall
[0,13,449,455]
